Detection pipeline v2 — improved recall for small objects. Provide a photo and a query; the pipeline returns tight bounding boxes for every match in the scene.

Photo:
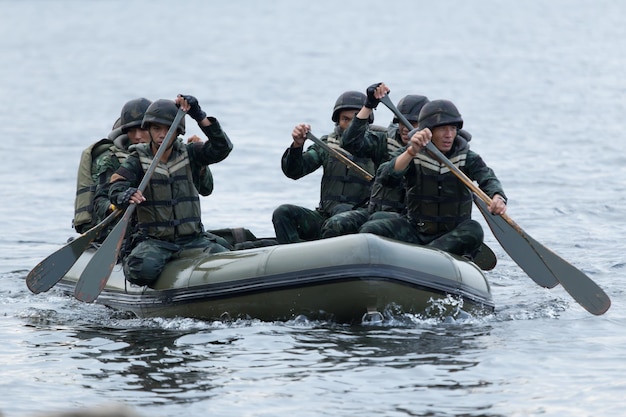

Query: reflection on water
[18,306,495,410]
[8,266,625,417]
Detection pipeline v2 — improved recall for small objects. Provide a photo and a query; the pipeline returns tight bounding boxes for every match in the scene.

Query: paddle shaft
[305,131,373,181]
[74,108,186,302]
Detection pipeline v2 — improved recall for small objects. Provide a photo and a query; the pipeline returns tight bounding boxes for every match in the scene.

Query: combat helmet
[331,91,373,124]
[120,98,152,134]
[141,99,186,135]
[394,95,429,124]
[417,99,463,131]
[108,117,123,141]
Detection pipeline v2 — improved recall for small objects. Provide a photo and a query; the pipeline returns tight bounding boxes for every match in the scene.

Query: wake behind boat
[51,232,494,324]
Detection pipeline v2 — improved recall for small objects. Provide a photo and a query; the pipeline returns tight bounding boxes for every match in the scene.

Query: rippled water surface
[1,1,625,416]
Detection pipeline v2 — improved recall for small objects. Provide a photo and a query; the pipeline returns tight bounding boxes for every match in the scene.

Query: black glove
[365,83,382,109]
[116,187,138,207]
[179,94,207,122]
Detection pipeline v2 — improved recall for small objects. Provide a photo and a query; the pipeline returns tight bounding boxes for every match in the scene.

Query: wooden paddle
[305,131,373,181]
[26,209,122,294]
[306,130,498,271]
[380,94,610,315]
[74,108,186,303]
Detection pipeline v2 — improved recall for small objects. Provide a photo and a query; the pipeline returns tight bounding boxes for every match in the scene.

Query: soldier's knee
[123,242,170,286]
[124,254,164,287]
[272,204,293,224]
[463,220,484,242]
[320,218,343,239]
[369,211,400,221]
[359,220,381,235]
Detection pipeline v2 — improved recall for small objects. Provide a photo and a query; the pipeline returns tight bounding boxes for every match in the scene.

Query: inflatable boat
[54,233,494,324]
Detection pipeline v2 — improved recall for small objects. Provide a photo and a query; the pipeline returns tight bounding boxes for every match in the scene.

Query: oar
[26,209,122,294]
[380,94,611,315]
[305,131,373,181]
[472,196,610,314]
[307,130,497,271]
[74,108,186,303]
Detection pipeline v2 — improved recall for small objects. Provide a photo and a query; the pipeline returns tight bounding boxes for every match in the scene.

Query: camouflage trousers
[321,208,401,239]
[123,232,231,287]
[272,203,354,244]
[359,216,484,257]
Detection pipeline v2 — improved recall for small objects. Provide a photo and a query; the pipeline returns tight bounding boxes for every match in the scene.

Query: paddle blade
[523,233,611,315]
[26,210,122,294]
[474,196,610,315]
[474,196,559,288]
[26,229,98,294]
[74,211,130,303]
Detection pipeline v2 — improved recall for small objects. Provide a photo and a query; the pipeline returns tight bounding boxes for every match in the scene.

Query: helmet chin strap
[149,130,159,152]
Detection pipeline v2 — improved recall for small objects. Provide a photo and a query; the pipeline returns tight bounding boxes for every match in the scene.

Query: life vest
[73,138,115,232]
[405,136,473,235]
[134,141,203,241]
[319,131,375,215]
[368,134,406,214]
[131,136,214,196]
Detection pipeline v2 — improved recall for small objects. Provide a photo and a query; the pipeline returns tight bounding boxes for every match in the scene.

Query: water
[1,0,625,416]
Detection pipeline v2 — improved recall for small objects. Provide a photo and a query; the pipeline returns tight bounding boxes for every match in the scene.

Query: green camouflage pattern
[272,203,355,244]
[123,232,230,286]
[321,209,401,238]
[359,217,484,257]
[321,208,369,238]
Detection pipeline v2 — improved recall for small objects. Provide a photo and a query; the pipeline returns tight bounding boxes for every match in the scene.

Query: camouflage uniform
[73,99,151,237]
[89,99,214,244]
[110,101,233,287]
[91,135,131,233]
[320,116,406,238]
[272,126,375,243]
[323,125,478,239]
[360,133,506,257]
[73,138,116,234]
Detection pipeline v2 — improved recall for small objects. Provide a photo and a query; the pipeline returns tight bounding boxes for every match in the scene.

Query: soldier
[90,98,152,233]
[72,98,152,235]
[92,99,216,242]
[109,95,233,286]
[359,98,508,259]
[272,91,377,244]
[321,89,430,238]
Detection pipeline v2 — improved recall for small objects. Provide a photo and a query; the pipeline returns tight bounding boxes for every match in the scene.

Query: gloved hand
[179,94,207,122]
[365,83,382,109]
[116,187,139,207]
